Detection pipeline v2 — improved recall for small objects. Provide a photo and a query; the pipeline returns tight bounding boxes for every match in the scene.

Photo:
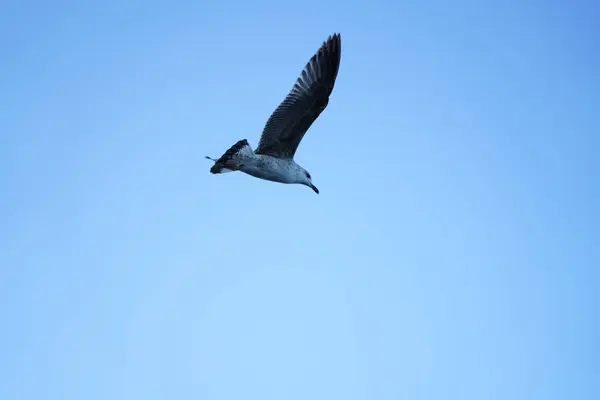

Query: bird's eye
[306,172,311,179]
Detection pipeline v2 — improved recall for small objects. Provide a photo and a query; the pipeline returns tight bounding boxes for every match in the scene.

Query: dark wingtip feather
[318,33,342,93]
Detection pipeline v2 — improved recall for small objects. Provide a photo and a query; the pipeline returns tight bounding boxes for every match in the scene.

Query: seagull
[205,33,342,194]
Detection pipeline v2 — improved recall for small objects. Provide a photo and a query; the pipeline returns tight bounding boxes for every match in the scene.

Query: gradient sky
[1,1,598,399]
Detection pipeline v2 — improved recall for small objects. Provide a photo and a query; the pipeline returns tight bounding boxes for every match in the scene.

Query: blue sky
[1,0,598,399]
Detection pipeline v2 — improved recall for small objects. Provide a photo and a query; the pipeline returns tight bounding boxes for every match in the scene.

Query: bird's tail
[205,139,253,174]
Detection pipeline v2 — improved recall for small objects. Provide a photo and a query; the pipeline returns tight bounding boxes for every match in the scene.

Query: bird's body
[206,33,342,194]
[243,157,305,185]
[206,139,306,185]
[241,156,301,184]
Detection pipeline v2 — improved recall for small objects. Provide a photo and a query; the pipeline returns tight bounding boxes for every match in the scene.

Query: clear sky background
[1,1,598,399]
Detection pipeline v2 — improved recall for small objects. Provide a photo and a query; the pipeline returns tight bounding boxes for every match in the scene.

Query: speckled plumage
[206,33,342,194]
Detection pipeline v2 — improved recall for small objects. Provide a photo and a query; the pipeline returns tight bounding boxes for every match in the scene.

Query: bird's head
[299,169,319,194]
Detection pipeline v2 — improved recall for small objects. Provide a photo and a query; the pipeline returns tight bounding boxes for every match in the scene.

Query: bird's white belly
[240,155,296,184]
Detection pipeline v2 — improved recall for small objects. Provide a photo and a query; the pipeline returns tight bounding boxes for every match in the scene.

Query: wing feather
[255,33,341,158]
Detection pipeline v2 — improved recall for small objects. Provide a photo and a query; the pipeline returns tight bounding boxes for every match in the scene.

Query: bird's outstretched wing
[255,33,341,159]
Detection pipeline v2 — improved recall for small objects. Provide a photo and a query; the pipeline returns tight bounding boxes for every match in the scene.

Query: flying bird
[206,33,342,194]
